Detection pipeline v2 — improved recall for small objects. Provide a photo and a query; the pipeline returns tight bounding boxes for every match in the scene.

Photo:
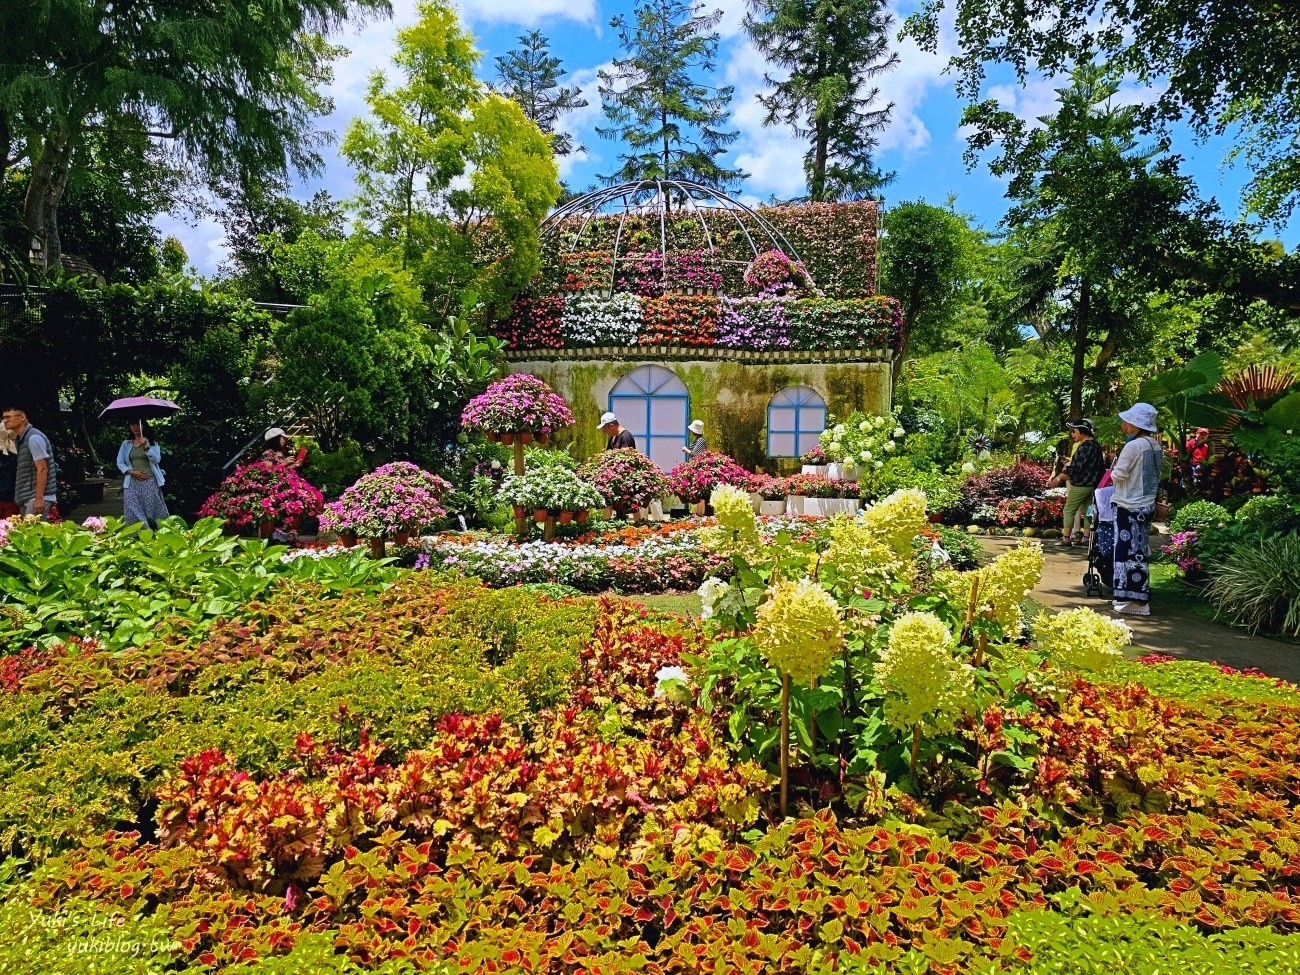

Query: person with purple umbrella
[116,419,169,528]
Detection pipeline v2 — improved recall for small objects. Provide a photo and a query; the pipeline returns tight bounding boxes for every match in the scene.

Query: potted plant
[578,448,671,514]
[199,460,324,536]
[319,462,452,546]
[798,443,828,476]
[749,473,789,517]
[497,466,604,524]
[667,451,752,508]
[460,373,575,441]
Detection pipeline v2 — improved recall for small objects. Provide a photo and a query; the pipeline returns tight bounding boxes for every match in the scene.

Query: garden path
[979,536,1300,683]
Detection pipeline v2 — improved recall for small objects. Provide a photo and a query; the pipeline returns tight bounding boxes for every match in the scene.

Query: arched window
[767,386,826,457]
[609,366,690,471]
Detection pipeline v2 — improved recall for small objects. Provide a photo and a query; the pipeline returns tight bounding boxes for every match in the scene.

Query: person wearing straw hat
[682,419,708,460]
[1109,402,1163,616]
[598,412,636,451]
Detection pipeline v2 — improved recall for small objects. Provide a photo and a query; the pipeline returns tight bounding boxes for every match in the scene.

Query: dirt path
[979,536,1300,683]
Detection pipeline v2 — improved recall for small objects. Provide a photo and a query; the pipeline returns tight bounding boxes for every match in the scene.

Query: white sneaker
[1111,601,1151,616]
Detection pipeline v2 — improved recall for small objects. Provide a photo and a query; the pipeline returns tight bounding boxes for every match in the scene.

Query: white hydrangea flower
[962,462,977,475]
[833,424,846,437]
[873,461,883,470]
[884,441,896,452]
[893,427,905,439]
[859,450,872,462]
[859,420,871,432]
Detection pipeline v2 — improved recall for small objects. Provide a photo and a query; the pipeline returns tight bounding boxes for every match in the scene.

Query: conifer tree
[493,30,588,157]
[597,0,746,189]
[745,0,897,200]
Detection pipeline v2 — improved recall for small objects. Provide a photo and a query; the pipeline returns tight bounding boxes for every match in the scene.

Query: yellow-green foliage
[0,577,598,861]
[1033,608,1131,673]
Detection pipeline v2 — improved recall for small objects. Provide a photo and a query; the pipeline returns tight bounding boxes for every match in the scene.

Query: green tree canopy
[596,0,746,189]
[493,30,588,157]
[744,0,897,201]
[0,0,387,275]
[901,0,1300,222]
[341,0,560,317]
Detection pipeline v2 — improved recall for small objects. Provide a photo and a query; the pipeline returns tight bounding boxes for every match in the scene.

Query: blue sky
[163,0,1299,275]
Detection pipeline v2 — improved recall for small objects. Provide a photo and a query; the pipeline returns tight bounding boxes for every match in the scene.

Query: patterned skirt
[123,476,170,528]
[1112,504,1154,602]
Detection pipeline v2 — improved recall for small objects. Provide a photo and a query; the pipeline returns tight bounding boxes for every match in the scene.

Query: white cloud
[458,0,598,27]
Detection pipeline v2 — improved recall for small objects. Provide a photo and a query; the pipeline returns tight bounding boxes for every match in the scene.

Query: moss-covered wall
[507,357,892,471]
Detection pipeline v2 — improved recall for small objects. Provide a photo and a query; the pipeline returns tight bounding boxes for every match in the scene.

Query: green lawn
[625,592,703,617]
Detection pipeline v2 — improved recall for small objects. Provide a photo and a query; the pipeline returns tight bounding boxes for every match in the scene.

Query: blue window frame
[609,365,690,472]
[767,386,826,457]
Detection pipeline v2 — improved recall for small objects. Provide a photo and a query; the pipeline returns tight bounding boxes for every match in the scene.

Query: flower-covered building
[498,181,900,471]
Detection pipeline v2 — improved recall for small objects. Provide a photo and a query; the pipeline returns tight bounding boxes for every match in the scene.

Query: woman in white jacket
[116,420,169,528]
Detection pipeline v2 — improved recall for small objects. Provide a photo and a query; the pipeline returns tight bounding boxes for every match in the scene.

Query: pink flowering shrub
[578,449,671,510]
[665,249,723,291]
[667,451,752,504]
[460,374,575,435]
[199,461,324,530]
[743,249,816,297]
[993,495,1065,528]
[1161,531,1202,575]
[320,462,452,538]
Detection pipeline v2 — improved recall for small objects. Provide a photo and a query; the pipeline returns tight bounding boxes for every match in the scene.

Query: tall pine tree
[493,30,588,157]
[745,0,897,200]
[597,0,746,189]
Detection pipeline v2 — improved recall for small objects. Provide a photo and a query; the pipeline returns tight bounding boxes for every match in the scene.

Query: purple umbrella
[98,396,180,422]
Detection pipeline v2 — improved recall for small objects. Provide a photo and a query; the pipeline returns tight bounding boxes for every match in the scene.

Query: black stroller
[1083,485,1115,598]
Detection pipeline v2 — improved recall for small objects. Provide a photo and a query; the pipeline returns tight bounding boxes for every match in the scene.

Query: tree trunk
[1070,279,1090,421]
[24,123,79,275]
[810,121,829,203]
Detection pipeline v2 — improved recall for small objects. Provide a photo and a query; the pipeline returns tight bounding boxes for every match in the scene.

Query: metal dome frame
[541,179,809,294]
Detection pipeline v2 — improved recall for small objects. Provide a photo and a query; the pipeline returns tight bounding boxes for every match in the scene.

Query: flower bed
[496,293,902,352]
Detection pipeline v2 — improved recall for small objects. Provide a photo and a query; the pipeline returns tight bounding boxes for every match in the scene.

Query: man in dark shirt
[1051,418,1105,547]
[599,411,637,451]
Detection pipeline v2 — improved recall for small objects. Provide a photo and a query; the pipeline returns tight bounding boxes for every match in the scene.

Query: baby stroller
[1083,485,1115,598]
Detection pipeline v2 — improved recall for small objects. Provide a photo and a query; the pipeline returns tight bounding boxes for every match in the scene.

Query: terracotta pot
[340,531,358,547]
[536,431,551,446]
[558,510,573,525]
[258,519,275,539]
[518,431,534,445]
[392,529,411,546]
[534,508,550,524]
[576,509,589,524]
[500,432,516,446]
[486,431,501,443]
[369,537,386,558]
[927,512,943,524]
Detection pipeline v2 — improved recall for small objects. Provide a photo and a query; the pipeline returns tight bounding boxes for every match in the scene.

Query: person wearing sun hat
[598,412,636,451]
[1109,402,1163,616]
[682,419,708,460]
[1050,418,1105,547]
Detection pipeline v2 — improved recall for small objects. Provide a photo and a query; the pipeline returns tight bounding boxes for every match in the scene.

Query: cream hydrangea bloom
[874,612,973,733]
[822,517,910,595]
[861,488,928,559]
[933,541,1043,635]
[754,578,844,687]
[1033,608,1131,672]
[700,484,763,561]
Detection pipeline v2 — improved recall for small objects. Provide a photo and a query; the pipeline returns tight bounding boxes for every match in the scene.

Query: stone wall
[505,348,893,472]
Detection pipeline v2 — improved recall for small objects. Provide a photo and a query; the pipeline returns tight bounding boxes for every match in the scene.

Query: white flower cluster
[421,532,706,585]
[698,576,748,621]
[279,544,360,564]
[563,293,642,346]
[821,412,904,475]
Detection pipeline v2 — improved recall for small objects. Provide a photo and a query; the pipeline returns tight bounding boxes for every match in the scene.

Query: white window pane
[769,432,797,456]
[651,398,687,435]
[795,431,822,457]
[799,407,825,433]
[768,406,796,433]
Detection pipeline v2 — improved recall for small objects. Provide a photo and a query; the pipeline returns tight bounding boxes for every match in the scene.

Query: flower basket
[392,529,411,546]
[534,508,550,524]
[558,510,574,525]
[461,373,575,439]
[320,461,452,539]
[501,432,516,446]
[576,509,589,523]
[199,460,324,533]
